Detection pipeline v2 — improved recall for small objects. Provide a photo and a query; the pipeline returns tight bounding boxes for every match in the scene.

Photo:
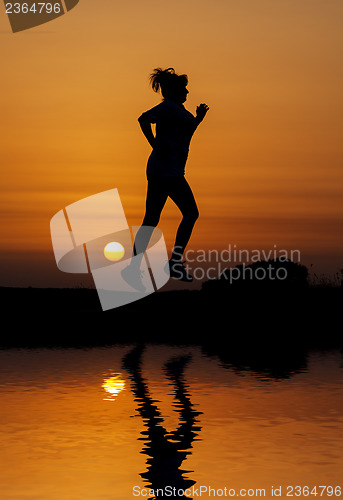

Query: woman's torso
[144,99,196,178]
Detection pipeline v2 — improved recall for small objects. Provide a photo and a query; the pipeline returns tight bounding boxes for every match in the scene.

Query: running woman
[123,67,209,288]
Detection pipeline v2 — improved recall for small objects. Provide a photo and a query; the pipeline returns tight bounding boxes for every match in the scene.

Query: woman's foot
[121,264,146,292]
[168,260,193,282]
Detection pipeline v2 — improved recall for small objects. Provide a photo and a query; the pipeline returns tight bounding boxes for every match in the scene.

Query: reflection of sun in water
[102,374,125,401]
[104,242,125,262]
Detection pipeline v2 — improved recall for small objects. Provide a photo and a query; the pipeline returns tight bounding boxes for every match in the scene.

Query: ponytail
[149,67,188,98]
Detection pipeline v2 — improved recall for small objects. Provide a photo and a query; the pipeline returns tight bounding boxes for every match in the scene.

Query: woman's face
[181,86,189,102]
[164,82,189,103]
[175,85,189,103]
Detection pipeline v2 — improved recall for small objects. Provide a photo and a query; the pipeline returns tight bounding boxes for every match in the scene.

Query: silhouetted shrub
[202,259,309,293]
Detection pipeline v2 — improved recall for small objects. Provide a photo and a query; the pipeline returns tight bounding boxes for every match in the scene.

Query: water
[0,345,342,500]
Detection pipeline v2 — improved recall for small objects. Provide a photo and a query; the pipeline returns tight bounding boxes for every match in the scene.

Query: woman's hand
[196,103,209,122]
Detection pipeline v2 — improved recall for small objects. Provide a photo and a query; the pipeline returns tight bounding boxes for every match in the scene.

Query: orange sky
[1,0,343,287]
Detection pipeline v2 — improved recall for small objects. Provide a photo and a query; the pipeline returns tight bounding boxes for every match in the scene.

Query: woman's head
[149,67,189,103]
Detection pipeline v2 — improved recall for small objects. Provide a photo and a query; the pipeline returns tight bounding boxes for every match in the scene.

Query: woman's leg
[131,177,168,268]
[168,177,199,263]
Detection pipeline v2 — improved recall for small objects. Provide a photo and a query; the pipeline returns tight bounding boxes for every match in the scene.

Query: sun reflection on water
[102,373,125,401]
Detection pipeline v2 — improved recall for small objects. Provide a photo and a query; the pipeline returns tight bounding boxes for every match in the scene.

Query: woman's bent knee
[191,208,199,222]
[183,211,199,225]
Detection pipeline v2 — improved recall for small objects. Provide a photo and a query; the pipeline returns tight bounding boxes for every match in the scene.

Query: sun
[104,242,125,262]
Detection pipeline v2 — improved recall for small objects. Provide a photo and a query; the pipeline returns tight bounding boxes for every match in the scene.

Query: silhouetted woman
[123,68,209,287]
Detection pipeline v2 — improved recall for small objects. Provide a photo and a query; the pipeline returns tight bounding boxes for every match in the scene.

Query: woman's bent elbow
[138,113,148,123]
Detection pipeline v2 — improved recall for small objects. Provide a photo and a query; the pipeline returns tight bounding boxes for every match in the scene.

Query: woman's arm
[138,114,156,149]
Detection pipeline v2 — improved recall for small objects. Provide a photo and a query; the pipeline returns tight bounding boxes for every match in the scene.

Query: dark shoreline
[1,285,342,350]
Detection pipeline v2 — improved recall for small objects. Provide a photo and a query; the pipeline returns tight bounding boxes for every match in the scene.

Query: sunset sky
[1,0,343,287]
